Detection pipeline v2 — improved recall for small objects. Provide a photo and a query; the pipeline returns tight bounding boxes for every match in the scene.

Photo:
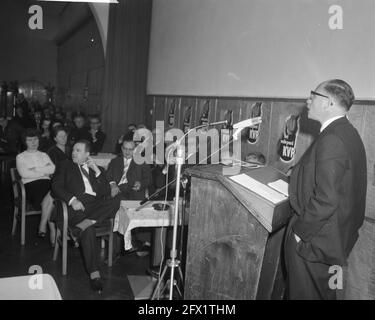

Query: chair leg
[12,207,18,235]
[62,228,67,276]
[21,208,26,246]
[101,238,105,249]
[53,239,60,261]
[53,229,60,261]
[108,232,113,267]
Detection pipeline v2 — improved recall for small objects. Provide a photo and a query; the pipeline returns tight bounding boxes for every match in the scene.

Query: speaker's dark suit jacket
[106,156,152,200]
[288,117,367,266]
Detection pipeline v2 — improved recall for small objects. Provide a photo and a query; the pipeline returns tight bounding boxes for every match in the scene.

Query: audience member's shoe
[37,231,46,238]
[67,239,79,248]
[124,247,137,255]
[90,277,103,293]
[146,266,161,279]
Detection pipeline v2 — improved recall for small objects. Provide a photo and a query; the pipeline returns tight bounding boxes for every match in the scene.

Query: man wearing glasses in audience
[87,114,106,154]
[106,135,152,255]
[285,79,367,300]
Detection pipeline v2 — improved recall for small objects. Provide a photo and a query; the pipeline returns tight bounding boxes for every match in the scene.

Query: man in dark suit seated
[86,114,106,154]
[52,140,120,292]
[106,137,151,201]
[285,79,367,300]
[106,136,152,255]
[68,113,91,147]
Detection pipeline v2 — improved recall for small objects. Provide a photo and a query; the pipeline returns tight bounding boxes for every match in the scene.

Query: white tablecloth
[91,153,117,169]
[113,200,180,250]
[0,274,62,300]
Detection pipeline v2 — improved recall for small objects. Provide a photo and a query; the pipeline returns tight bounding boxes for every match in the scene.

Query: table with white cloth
[0,274,62,300]
[91,153,117,169]
[113,200,185,266]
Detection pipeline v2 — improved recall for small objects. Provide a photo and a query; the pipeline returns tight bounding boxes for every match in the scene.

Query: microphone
[232,117,262,140]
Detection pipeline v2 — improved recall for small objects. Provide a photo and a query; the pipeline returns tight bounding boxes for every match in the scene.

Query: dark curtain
[101,0,152,152]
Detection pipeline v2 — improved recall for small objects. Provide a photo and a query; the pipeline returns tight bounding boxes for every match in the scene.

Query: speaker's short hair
[323,79,355,111]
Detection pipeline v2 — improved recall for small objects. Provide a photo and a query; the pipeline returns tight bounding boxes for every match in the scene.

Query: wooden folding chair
[10,168,41,245]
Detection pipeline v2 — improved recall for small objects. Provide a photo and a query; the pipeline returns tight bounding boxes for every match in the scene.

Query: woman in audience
[16,128,56,245]
[47,126,70,167]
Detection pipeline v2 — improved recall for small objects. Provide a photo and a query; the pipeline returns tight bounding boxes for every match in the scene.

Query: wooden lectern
[184,164,291,300]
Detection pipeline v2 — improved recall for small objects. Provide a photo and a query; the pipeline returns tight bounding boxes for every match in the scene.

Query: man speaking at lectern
[285,79,367,300]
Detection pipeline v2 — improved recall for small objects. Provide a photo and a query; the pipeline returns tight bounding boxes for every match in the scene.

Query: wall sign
[221,109,233,145]
[183,106,192,134]
[278,114,300,163]
[168,99,177,128]
[247,102,262,145]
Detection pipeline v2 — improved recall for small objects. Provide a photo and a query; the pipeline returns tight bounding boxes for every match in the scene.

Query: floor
[0,171,152,300]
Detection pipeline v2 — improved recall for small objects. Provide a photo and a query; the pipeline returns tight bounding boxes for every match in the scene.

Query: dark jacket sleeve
[292,134,347,242]
[93,131,106,153]
[51,160,75,203]
[92,167,111,196]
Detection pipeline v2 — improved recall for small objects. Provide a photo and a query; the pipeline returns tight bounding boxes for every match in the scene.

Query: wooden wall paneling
[268,101,315,174]
[215,98,241,162]
[347,105,366,135]
[362,106,375,219]
[145,95,154,130]
[239,100,272,162]
[180,97,198,133]
[165,97,180,129]
[196,98,216,127]
[154,96,167,122]
[216,98,241,125]
[346,219,375,299]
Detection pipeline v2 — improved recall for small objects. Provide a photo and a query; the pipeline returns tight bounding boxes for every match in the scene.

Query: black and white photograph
[0,0,374,305]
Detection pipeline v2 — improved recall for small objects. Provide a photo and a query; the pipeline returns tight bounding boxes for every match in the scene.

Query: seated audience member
[51,140,119,292]
[39,119,54,152]
[87,115,106,154]
[68,113,90,147]
[54,110,65,122]
[15,93,29,115]
[47,126,71,167]
[64,110,74,129]
[107,136,152,256]
[42,106,53,121]
[16,128,56,245]
[0,115,22,154]
[114,123,137,154]
[13,105,32,129]
[106,136,152,201]
[30,110,43,132]
[29,99,42,117]
[128,123,136,134]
